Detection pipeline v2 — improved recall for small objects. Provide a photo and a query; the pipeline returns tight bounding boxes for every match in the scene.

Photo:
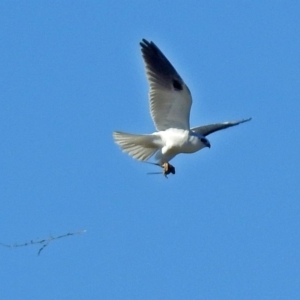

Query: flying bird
[113,39,251,177]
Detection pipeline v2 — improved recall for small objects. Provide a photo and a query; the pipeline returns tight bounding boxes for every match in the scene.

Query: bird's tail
[113,131,160,161]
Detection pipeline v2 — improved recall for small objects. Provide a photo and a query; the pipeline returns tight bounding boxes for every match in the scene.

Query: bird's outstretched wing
[191,118,252,136]
[140,39,192,131]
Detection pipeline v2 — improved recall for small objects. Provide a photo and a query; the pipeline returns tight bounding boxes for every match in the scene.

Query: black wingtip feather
[139,39,183,87]
[140,39,163,58]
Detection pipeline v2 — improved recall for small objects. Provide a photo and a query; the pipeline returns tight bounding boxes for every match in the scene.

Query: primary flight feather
[113,39,251,176]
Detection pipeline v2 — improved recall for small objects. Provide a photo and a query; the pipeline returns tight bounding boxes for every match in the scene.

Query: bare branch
[0,229,86,255]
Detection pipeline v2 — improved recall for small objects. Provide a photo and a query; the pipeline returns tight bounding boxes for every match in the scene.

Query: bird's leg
[162,162,176,177]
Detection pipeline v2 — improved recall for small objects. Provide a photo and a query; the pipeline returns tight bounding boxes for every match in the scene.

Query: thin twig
[0,229,86,255]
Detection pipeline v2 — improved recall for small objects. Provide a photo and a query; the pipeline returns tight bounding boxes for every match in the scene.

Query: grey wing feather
[113,131,160,161]
[140,39,192,131]
[191,118,252,136]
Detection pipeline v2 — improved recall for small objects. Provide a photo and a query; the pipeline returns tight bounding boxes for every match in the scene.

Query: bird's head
[200,136,211,148]
[190,132,211,149]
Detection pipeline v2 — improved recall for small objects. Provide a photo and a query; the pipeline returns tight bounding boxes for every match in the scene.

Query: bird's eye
[172,79,183,90]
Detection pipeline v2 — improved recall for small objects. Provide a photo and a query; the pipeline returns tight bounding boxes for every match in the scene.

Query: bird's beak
[207,142,211,148]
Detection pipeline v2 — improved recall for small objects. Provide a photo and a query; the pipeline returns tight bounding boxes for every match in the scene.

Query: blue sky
[1,1,300,299]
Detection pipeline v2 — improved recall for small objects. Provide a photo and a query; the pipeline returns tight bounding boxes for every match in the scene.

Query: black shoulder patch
[172,79,183,90]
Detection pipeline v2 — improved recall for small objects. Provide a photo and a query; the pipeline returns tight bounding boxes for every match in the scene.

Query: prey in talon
[145,162,175,178]
[113,39,251,176]
[162,162,175,177]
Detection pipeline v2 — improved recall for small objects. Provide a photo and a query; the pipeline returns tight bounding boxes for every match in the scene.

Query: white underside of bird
[113,128,207,165]
[113,39,251,175]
